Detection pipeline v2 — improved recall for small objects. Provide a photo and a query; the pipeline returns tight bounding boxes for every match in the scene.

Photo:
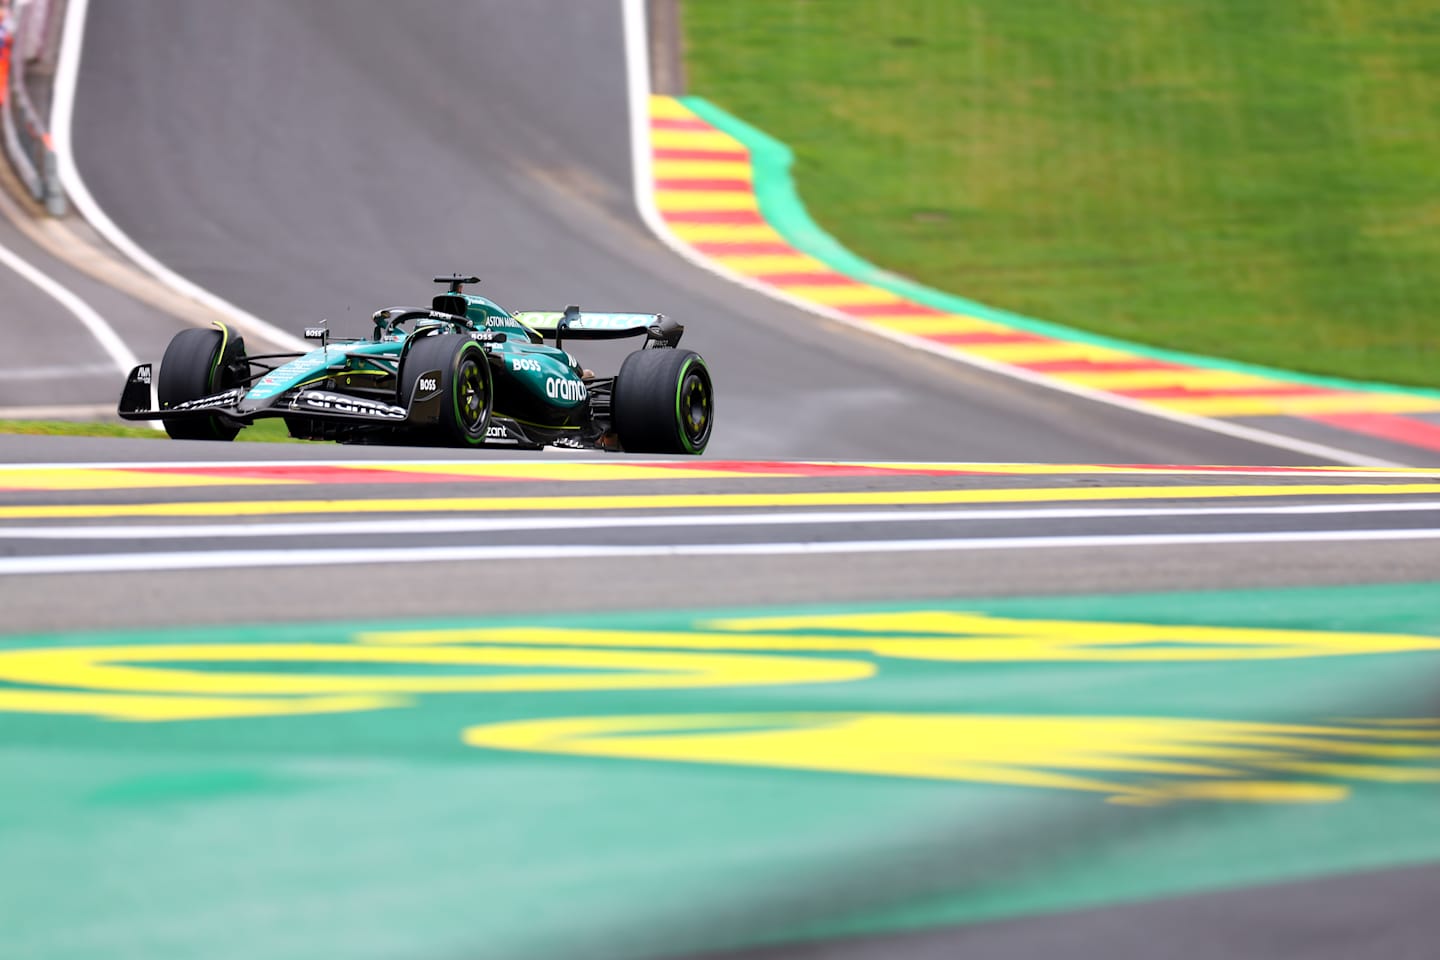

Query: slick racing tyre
[157,326,246,441]
[399,334,493,446]
[612,348,713,454]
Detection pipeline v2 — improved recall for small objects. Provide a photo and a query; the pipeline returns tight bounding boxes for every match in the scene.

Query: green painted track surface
[4,582,1440,958]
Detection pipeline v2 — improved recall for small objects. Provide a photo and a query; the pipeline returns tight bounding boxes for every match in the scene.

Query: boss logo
[511,357,542,373]
[418,377,438,393]
[545,376,587,402]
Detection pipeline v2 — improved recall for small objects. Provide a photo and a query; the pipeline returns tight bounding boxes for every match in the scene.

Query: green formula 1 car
[117,275,714,453]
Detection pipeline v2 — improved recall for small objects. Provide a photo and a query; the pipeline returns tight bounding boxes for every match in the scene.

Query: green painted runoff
[2,583,1439,958]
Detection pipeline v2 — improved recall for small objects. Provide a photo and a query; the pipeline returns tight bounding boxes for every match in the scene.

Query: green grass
[684,0,1440,387]
[0,419,299,442]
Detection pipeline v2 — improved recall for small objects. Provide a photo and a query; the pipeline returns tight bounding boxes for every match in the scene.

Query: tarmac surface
[2,437,1438,636]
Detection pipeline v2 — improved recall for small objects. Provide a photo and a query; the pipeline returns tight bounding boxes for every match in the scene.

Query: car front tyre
[156,326,245,441]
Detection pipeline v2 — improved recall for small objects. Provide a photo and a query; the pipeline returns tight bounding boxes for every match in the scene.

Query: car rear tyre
[612,348,713,454]
[399,334,493,446]
[157,326,245,441]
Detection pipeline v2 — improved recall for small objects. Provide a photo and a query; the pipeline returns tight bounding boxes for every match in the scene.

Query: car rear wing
[512,308,683,348]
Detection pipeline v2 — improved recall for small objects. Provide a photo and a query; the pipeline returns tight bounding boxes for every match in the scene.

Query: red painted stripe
[929,331,1051,346]
[661,210,767,224]
[653,148,749,162]
[840,302,949,318]
[757,272,856,286]
[651,118,714,131]
[1118,384,1332,400]
[692,241,796,256]
[1023,358,1185,374]
[1311,413,1440,453]
[654,178,751,192]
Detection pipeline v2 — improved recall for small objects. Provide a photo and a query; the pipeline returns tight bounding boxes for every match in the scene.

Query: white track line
[6,501,1440,540]
[4,527,1440,575]
[0,238,136,371]
[51,0,307,354]
[0,403,119,419]
[618,0,1402,469]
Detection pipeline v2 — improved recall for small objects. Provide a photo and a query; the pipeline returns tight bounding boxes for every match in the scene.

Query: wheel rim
[679,369,712,450]
[456,358,487,433]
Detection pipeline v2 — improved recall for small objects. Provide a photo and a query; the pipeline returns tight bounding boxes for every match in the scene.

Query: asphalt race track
[1,2,1439,959]
[2,438,1439,633]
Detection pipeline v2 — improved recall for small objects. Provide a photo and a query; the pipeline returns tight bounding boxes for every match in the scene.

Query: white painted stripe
[51,0,308,355]
[0,239,137,372]
[5,501,1440,540]
[0,403,119,419]
[618,0,1404,470]
[4,527,1440,575]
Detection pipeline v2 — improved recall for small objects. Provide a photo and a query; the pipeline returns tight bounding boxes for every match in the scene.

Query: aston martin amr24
[117,275,714,453]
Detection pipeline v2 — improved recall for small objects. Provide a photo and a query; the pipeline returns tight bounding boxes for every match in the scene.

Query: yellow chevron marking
[0,469,298,491]
[652,160,753,180]
[464,712,1440,806]
[667,223,785,244]
[648,95,696,120]
[651,129,742,151]
[4,484,1438,519]
[0,643,868,703]
[773,284,904,306]
[867,315,1010,336]
[372,612,1440,661]
[654,190,759,213]
[711,254,831,275]
[1161,393,1440,417]
[953,342,1140,364]
[0,689,404,722]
